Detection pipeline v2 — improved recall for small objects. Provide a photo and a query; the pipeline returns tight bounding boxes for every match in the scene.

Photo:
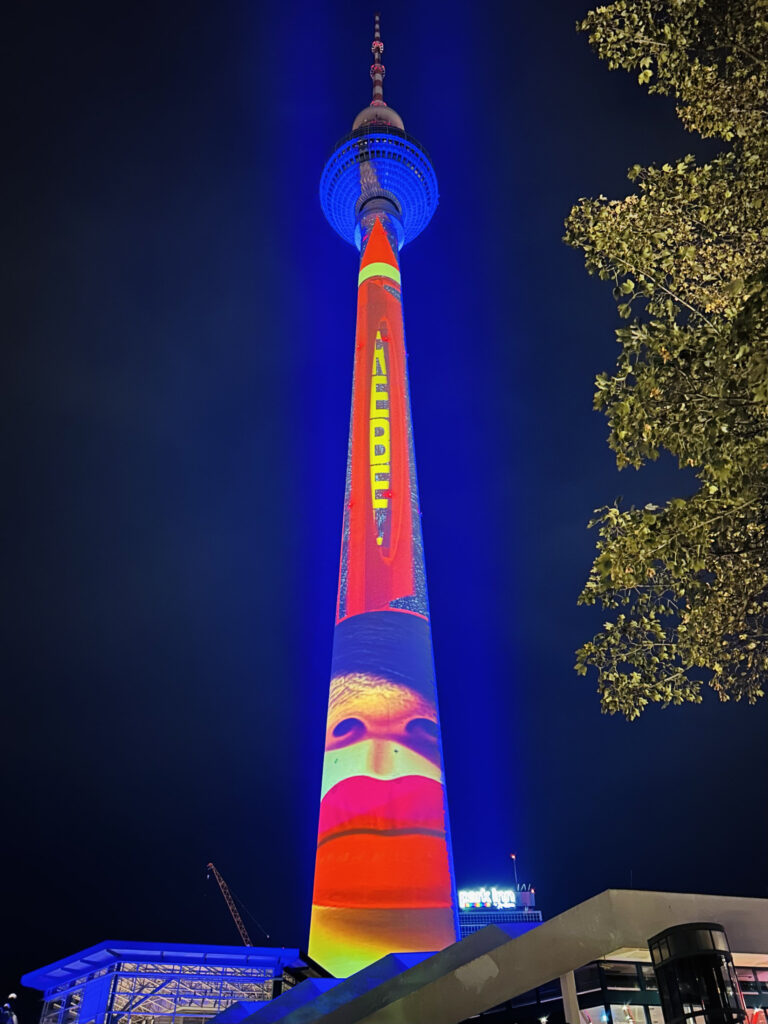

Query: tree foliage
[565,0,768,718]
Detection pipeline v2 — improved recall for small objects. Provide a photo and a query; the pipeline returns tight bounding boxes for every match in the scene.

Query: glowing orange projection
[309,216,458,977]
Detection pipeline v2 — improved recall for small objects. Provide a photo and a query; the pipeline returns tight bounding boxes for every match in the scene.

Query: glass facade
[40,962,273,1024]
[483,959,768,1024]
[649,922,748,1024]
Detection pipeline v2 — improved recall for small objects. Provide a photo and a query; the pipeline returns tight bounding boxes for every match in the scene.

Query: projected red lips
[314,775,451,907]
[318,775,445,843]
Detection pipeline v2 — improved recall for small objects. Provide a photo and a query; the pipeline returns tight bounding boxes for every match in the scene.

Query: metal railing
[328,122,432,162]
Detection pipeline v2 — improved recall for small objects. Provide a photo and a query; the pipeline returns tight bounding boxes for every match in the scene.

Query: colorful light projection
[308,216,458,977]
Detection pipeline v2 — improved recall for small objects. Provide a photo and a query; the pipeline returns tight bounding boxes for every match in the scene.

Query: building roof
[22,941,309,992]
[207,1003,275,1024]
[234,889,768,1024]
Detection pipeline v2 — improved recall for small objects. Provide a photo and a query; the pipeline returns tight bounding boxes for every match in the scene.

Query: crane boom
[206,862,253,947]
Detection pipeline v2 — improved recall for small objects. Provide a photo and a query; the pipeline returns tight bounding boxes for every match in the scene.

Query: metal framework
[40,964,273,1024]
[23,942,309,1024]
[459,908,544,937]
[206,862,253,947]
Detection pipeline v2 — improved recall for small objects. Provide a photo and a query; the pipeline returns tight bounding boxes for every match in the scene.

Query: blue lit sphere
[320,124,438,248]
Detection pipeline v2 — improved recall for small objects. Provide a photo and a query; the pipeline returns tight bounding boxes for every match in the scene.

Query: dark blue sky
[3,0,766,1006]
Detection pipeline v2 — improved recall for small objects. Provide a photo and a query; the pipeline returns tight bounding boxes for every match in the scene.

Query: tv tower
[309,15,459,977]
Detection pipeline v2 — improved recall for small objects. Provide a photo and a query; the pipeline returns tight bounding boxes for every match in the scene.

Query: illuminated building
[457,883,542,938]
[20,942,317,1024]
[308,15,456,976]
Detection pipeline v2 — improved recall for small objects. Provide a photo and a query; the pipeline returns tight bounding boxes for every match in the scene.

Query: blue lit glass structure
[21,942,310,1024]
[319,123,439,249]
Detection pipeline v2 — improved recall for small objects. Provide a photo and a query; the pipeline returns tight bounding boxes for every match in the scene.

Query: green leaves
[577,0,768,151]
[567,0,768,718]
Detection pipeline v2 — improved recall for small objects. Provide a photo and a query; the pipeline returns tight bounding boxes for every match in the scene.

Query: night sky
[3,0,766,1011]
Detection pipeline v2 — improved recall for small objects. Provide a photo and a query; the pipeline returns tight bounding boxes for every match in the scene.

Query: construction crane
[206,862,253,947]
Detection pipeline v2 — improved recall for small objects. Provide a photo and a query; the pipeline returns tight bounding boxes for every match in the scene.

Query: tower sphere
[319,30,438,249]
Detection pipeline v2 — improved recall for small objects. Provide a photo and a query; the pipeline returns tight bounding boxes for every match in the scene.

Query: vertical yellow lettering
[370,418,390,464]
[370,376,389,417]
[370,465,391,509]
[373,348,387,376]
[370,336,390,512]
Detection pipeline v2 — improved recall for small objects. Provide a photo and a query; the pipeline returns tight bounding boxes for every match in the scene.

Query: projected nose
[332,718,365,742]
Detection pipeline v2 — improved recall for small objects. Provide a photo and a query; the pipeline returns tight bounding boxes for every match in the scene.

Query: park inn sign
[458,887,518,911]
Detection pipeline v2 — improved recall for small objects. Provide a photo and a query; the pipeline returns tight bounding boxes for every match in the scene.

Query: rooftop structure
[457,883,542,938]
[21,942,314,1024]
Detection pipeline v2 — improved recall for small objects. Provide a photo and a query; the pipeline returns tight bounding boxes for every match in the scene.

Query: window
[576,965,601,995]
[647,1006,664,1024]
[603,964,640,991]
[737,969,758,994]
[611,1005,646,1024]
[641,967,658,991]
[580,1004,608,1024]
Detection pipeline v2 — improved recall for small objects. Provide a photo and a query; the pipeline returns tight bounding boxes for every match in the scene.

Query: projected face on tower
[310,611,455,973]
[323,673,442,790]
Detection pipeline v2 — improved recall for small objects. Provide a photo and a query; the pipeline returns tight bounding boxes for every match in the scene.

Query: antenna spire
[370,12,386,107]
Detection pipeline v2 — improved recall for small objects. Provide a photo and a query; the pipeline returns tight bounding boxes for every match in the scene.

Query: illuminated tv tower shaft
[309,17,458,977]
